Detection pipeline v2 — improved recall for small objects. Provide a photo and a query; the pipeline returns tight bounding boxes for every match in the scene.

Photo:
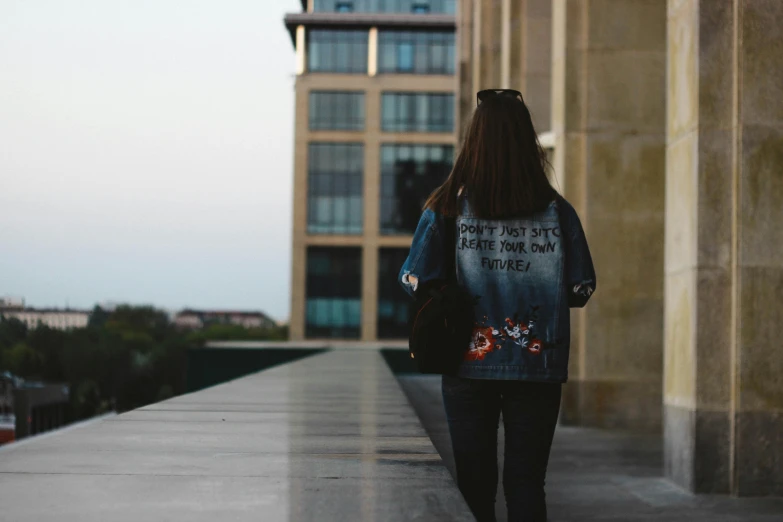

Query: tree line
[0,305,287,420]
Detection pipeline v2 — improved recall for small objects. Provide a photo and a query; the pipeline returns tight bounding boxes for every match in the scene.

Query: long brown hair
[425,93,557,218]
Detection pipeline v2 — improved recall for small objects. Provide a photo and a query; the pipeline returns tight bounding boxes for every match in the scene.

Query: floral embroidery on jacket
[465,306,546,361]
[466,326,500,361]
[528,338,543,354]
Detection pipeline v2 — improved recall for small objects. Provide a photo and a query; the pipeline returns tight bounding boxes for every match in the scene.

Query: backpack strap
[444,188,465,283]
[443,216,457,282]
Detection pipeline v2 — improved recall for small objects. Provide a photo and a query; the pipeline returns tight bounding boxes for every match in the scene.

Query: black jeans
[442,376,561,522]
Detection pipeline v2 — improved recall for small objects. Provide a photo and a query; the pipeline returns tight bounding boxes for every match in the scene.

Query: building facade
[0,299,90,331]
[460,0,783,497]
[285,0,458,341]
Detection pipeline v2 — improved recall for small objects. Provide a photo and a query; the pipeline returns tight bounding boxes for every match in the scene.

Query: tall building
[284,0,458,341]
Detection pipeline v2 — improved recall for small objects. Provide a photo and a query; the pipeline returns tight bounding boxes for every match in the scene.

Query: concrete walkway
[398,375,783,522]
[0,351,471,521]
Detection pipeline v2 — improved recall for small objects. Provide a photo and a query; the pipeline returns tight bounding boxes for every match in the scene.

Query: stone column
[552,0,667,431]
[361,87,381,342]
[512,0,552,133]
[289,76,310,341]
[478,0,503,91]
[458,0,504,138]
[500,0,511,88]
[665,0,783,495]
[457,0,552,136]
[457,0,475,136]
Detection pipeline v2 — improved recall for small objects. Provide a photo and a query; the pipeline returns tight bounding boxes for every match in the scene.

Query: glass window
[309,91,365,131]
[380,144,454,234]
[308,143,364,235]
[381,92,454,132]
[398,43,414,72]
[377,31,455,75]
[378,248,411,339]
[308,30,368,74]
[313,0,455,14]
[306,247,362,339]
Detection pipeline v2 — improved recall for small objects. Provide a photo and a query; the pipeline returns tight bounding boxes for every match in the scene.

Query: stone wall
[664,0,783,496]
[456,0,783,495]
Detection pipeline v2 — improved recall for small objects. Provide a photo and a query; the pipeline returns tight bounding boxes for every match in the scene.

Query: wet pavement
[0,351,471,522]
[398,374,783,522]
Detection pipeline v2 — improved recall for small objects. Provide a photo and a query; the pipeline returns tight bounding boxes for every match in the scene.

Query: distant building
[174,309,277,330]
[0,299,90,331]
[173,312,203,330]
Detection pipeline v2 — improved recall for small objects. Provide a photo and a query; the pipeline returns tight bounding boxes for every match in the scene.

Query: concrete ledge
[0,351,471,521]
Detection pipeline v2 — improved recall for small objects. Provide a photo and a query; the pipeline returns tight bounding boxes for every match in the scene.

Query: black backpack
[407,216,475,375]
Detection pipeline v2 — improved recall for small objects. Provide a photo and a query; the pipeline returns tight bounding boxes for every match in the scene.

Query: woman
[398,90,596,522]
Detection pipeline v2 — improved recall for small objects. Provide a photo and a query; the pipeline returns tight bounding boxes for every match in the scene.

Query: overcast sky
[0,0,299,320]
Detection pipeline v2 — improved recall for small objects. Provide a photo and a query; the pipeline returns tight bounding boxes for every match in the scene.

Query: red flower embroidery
[466,327,497,361]
[528,339,543,355]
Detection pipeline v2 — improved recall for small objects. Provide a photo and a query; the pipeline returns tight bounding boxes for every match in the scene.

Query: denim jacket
[399,196,595,383]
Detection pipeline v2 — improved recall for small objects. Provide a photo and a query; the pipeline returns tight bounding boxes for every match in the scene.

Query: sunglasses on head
[476,89,523,107]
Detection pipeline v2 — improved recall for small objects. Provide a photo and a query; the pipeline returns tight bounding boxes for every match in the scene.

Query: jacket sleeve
[398,210,446,297]
[560,200,596,308]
